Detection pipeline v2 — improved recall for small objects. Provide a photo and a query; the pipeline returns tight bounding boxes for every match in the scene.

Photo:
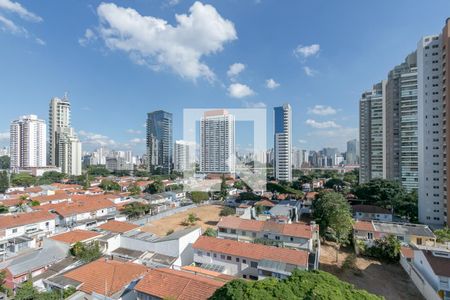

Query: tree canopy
[0,156,10,170]
[11,173,36,187]
[210,269,382,300]
[190,191,209,203]
[99,179,121,191]
[434,228,450,243]
[37,171,66,185]
[70,241,102,263]
[353,179,417,222]
[313,192,353,246]
[0,171,8,193]
[144,179,165,194]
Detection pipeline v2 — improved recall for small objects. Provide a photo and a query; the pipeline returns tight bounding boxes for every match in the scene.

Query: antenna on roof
[63,91,69,101]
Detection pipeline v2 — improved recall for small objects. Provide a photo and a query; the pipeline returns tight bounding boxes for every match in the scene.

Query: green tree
[30,200,40,207]
[11,173,36,187]
[313,192,353,262]
[99,179,121,191]
[37,171,66,185]
[128,184,141,196]
[190,191,209,203]
[220,175,228,200]
[187,213,200,225]
[203,228,217,237]
[70,241,102,263]
[87,165,110,176]
[145,179,165,194]
[0,171,9,193]
[238,192,261,201]
[219,206,236,217]
[210,269,382,300]
[434,228,450,243]
[15,281,38,300]
[365,235,401,262]
[324,178,345,189]
[166,229,175,236]
[0,156,10,170]
[121,202,152,219]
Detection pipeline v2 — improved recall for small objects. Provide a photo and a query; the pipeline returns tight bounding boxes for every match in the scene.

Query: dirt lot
[140,205,222,236]
[320,242,424,300]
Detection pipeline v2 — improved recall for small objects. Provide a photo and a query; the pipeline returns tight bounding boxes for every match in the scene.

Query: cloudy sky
[0,0,449,154]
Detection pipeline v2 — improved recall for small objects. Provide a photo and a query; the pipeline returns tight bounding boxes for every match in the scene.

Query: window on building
[252,232,257,238]
[236,257,240,262]
[230,229,236,234]
[227,256,231,261]
[275,236,280,240]
[250,261,258,268]
[241,231,246,236]
[12,228,17,233]
[220,254,225,260]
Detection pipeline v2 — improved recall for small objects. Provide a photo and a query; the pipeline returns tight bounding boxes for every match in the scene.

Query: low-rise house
[98,220,139,234]
[352,205,393,221]
[217,216,319,253]
[120,227,202,268]
[47,259,149,299]
[353,220,436,247]
[400,245,450,300]
[48,197,117,229]
[29,194,71,206]
[134,268,226,300]
[49,230,102,246]
[193,236,309,280]
[269,200,301,222]
[0,238,70,291]
[0,211,56,255]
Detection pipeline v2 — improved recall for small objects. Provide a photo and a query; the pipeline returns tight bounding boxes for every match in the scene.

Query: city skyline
[1,1,450,153]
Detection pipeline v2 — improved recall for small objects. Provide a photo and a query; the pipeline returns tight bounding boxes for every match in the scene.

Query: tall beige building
[48,96,82,176]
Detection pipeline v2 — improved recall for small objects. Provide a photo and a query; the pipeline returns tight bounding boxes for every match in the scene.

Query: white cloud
[89,1,237,81]
[35,37,45,45]
[227,63,245,79]
[306,119,340,129]
[308,105,337,116]
[265,78,280,89]
[166,0,182,6]
[78,130,117,147]
[298,139,307,144]
[0,0,42,22]
[0,132,9,141]
[294,44,320,58]
[129,138,145,144]
[0,14,24,34]
[242,100,266,108]
[78,28,96,46]
[228,83,255,98]
[126,129,142,135]
[303,66,317,77]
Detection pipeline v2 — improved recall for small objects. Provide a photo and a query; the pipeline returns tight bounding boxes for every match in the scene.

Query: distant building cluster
[9,95,82,176]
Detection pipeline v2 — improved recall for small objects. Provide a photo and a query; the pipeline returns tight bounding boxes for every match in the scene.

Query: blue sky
[0,0,450,155]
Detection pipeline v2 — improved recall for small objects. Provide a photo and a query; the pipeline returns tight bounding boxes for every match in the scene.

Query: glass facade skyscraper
[147,110,173,174]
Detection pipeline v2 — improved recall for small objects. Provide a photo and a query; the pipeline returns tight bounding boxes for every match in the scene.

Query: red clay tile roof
[422,250,450,277]
[50,183,82,190]
[352,205,391,214]
[353,220,375,231]
[98,220,139,233]
[48,197,115,217]
[193,236,308,267]
[0,198,24,207]
[400,246,414,259]
[217,216,316,239]
[30,193,71,203]
[50,230,101,244]
[0,211,55,230]
[64,259,148,296]
[134,268,225,300]
[305,192,318,200]
[255,200,275,207]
